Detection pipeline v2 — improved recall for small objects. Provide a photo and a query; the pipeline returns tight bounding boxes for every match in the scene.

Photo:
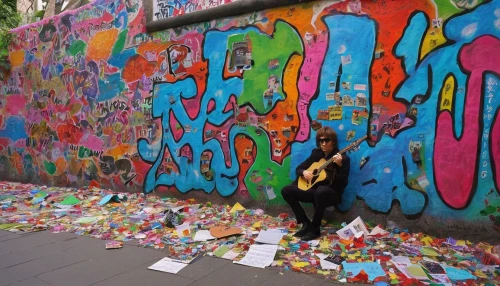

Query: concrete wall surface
[1,0,500,237]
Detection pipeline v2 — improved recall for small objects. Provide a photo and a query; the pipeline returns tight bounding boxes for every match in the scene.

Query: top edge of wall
[146,0,315,33]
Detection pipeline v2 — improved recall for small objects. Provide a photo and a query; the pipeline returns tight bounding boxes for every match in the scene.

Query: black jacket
[295,148,350,192]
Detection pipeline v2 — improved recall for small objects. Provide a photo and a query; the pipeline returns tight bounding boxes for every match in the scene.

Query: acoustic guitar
[297,135,367,191]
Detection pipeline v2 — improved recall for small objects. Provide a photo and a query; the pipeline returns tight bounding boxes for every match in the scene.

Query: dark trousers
[281,184,341,228]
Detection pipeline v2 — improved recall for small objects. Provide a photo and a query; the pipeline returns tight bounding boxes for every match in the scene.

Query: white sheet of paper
[336,225,356,239]
[193,230,216,242]
[390,256,412,279]
[254,229,285,245]
[316,254,341,270]
[148,257,189,274]
[347,216,369,237]
[234,244,278,268]
[221,250,240,260]
[169,206,184,212]
[369,225,389,236]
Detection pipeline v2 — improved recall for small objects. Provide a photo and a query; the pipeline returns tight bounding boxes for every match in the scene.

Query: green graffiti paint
[112,29,128,55]
[44,161,56,175]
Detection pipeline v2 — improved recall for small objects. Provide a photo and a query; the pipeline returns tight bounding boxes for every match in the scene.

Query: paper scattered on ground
[234,244,278,268]
[193,230,216,242]
[0,181,499,285]
[342,262,386,281]
[254,229,286,245]
[148,257,190,274]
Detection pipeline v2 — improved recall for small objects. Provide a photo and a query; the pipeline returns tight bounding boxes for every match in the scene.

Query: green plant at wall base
[0,0,23,71]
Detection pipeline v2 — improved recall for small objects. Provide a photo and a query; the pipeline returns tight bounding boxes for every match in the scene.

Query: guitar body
[297,158,334,191]
[295,135,367,191]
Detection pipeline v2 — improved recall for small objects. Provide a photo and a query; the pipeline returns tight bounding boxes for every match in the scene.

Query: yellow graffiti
[421,27,446,58]
[440,75,455,111]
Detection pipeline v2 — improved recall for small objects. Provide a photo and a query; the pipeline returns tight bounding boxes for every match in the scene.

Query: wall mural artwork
[153,0,238,20]
[1,0,499,228]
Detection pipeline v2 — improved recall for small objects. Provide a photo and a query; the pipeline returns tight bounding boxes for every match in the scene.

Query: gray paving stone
[0,236,80,269]
[320,281,369,286]
[0,232,22,242]
[258,270,325,286]
[0,247,10,257]
[0,249,86,286]
[8,277,52,286]
[0,231,76,253]
[176,256,230,280]
[93,261,194,286]
[0,230,15,237]
[188,262,279,286]
[36,245,166,286]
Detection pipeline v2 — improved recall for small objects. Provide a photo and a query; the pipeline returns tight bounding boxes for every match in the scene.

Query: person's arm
[332,155,350,189]
[295,149,320,177]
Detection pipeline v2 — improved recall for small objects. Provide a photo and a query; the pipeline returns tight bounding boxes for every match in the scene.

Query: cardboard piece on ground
[209,226,243,238]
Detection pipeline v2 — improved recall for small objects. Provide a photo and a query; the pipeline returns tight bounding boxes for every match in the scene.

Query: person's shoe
[293,221,310,237]
[301,227,321,241]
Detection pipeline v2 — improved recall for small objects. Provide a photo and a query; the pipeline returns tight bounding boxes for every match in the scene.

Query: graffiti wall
[153,0,238,20]
[1,0,499,228]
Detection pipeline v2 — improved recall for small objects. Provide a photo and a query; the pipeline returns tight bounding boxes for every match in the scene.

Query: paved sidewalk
[0,230,352,286]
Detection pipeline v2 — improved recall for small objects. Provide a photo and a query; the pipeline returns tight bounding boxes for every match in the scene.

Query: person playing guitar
[281,126,350,241]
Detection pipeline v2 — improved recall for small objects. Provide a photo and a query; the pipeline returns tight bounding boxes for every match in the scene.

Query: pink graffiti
[434,35,500,208]
[79,134,104,151]
[5,95,26,116]
[295,38,328,141]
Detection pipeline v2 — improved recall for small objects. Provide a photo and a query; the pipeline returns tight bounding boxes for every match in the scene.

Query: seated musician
[281,126,350,241]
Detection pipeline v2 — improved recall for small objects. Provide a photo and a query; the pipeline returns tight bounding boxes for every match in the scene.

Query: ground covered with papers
[0,181,499,285]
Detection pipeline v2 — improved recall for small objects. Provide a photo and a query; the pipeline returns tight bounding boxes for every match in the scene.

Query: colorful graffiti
[153,0,238,20]
[0,0,499,227]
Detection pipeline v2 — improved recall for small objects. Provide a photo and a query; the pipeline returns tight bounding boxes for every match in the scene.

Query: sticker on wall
[329,81,336,90]
[354,84,366,91]
[342,82,351,90]
[228,34,253,72]
[333,92,342,102]
[328,106,343,121]
[167,44,193,76]
[273,148,282,157]
[317,109,329,120]
[311,121,322,131]
[342,95,354,106]
[326,93,335,101]
[355,93,367,107]
[268,59,279,69]
[282,127,291,138]
[341,54,352,65]
[347,130,356,141]
[352,110,363,125]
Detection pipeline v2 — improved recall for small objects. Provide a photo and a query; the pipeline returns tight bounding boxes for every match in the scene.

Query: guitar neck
[317,135,367,172]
